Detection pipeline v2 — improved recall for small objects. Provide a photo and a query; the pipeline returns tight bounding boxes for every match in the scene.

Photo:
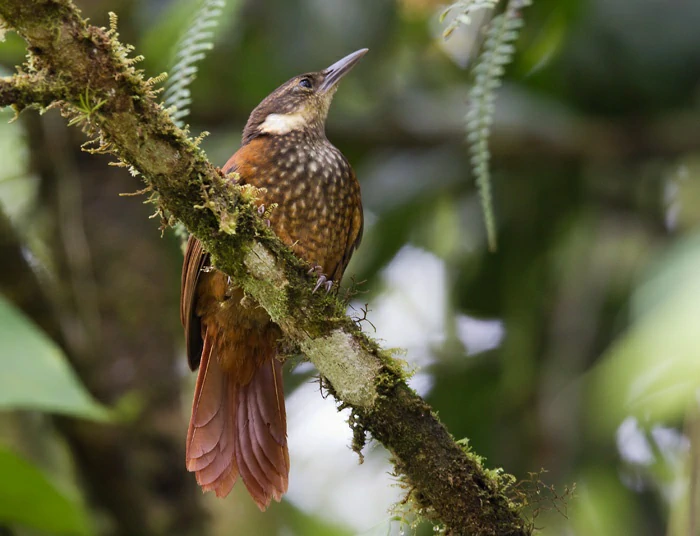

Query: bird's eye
[298,78,312,89]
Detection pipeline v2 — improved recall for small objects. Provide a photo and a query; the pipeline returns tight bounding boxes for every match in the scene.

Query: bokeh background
[2,0,700,534]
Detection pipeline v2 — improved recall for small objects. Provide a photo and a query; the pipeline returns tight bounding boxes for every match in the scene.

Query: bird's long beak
[319,48,368,93]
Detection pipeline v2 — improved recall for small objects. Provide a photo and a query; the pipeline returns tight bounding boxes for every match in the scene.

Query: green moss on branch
[0,74,72,111]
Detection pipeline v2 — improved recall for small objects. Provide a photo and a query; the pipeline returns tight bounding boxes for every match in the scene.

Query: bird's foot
[308,266,333,293]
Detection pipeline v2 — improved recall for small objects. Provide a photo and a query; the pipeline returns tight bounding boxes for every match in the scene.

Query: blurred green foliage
[0,447,92,535]
[0,299,106,535]
[592,233,700,431]
[0,296,108,421]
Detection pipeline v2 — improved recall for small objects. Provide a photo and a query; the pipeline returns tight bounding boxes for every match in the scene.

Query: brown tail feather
[236,357,289,509]
[186,333,239,496]
[186,330,289,509]
[186,334,225,463]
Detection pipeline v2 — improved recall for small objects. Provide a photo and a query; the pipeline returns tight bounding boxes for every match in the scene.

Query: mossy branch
[0,73,73,112]
[0,1,531,534]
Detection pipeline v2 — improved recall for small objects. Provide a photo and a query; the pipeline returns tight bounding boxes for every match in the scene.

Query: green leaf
[0,295,109,420]
[0,446,91,534]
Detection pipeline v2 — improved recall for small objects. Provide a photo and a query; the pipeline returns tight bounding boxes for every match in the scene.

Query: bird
[180,49,367,510]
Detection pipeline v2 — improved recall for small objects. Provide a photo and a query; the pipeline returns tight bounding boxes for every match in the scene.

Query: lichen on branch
[0,1,531,533]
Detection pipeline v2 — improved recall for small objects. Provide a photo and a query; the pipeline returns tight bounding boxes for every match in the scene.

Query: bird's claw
[256,205,271,226]
[313,275,326,293]
[313,274,334,293]
[309,265,333,293]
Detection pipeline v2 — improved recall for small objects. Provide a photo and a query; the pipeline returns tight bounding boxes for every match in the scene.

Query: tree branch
[0,1,531,533]
[0,74,71,110]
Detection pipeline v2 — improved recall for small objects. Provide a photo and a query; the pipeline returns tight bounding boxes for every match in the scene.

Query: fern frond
[440,0,500,39]
[163,0,226,127]
[464,0,529,251]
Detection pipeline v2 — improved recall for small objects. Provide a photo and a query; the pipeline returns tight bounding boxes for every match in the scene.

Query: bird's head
[242,49,368,144]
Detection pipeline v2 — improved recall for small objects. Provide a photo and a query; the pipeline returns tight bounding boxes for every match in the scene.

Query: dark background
[1,0,700,534]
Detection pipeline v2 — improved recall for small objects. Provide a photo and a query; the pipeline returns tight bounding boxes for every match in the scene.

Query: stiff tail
[186,331,289,510]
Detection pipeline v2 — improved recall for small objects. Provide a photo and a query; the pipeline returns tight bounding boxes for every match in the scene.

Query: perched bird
[180,49,366,510]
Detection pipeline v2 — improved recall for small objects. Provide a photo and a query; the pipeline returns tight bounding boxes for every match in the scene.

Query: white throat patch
[259,113,306,135]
